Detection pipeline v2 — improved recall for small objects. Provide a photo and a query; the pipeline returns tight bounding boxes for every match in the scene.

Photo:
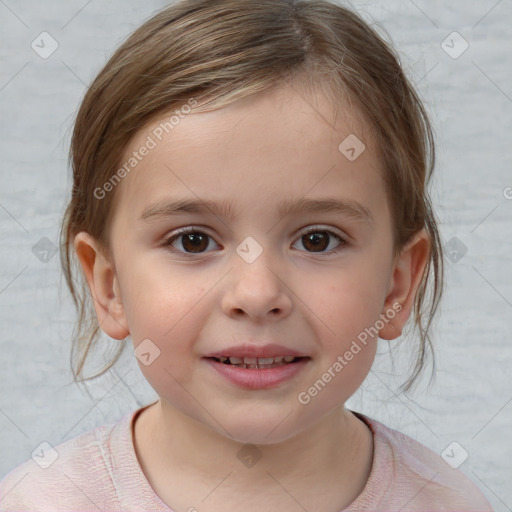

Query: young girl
[0,0,494,510]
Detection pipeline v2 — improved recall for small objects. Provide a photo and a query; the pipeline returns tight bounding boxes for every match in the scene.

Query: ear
[73,232,129,340]
[379,228,430,340]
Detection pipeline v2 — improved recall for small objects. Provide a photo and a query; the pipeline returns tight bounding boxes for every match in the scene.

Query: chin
[211,412,308,447]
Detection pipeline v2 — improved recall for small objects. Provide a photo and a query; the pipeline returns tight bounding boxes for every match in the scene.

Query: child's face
[82,83,420,444]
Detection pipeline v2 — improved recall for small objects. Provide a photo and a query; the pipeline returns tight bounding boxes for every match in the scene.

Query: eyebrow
[140,197,373,224]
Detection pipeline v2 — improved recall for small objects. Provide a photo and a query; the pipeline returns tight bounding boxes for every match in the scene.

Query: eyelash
[162,225,349,256]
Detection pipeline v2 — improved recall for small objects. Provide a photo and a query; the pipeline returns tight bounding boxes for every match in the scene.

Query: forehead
[112,83,384,223]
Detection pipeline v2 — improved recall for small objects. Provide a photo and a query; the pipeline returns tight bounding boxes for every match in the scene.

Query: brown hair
[60,0,444,393]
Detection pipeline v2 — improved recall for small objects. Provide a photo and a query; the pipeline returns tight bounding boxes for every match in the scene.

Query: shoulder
[0,414,128,511]
[351,412,494,511]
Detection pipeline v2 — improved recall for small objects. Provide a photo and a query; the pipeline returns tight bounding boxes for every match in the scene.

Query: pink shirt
[0,404,493,511]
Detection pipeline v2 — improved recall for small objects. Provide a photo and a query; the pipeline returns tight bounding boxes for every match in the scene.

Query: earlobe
[73,232,129,340]
[379,229,430,340]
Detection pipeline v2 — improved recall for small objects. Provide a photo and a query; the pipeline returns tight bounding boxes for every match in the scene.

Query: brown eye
[180,232,209,253]
[293,228,347,254]
[301,232,330,252]
[164,228,218,254]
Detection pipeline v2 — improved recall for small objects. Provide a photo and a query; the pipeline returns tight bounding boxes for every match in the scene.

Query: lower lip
[204,358,310,390]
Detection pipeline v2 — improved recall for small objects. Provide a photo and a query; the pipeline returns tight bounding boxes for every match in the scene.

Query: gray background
[0,0,511,510]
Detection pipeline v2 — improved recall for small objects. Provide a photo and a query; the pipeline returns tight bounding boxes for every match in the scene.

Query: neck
[133,400,373,511]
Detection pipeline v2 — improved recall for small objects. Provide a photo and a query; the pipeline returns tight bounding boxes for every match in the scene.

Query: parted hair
[60,0,444,393]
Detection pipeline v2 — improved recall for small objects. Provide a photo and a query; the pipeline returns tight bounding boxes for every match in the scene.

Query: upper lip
[204,344,309,359]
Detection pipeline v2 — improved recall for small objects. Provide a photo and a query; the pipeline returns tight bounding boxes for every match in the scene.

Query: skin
[75,82,429,512]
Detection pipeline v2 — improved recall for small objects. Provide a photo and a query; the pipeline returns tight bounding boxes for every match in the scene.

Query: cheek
[125,275,211,402]
[120,256,209,338]
[118,265,211,388]
[294,257,389,404]
[300,258,390,339]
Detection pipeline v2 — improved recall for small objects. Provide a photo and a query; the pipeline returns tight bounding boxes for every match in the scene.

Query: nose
[221,246,293,322]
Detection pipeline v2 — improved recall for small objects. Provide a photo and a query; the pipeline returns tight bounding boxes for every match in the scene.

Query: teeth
[219,356,297,366]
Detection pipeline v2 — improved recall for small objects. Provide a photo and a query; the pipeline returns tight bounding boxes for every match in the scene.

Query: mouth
[204,348,311,389]
[207,355,308,370]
